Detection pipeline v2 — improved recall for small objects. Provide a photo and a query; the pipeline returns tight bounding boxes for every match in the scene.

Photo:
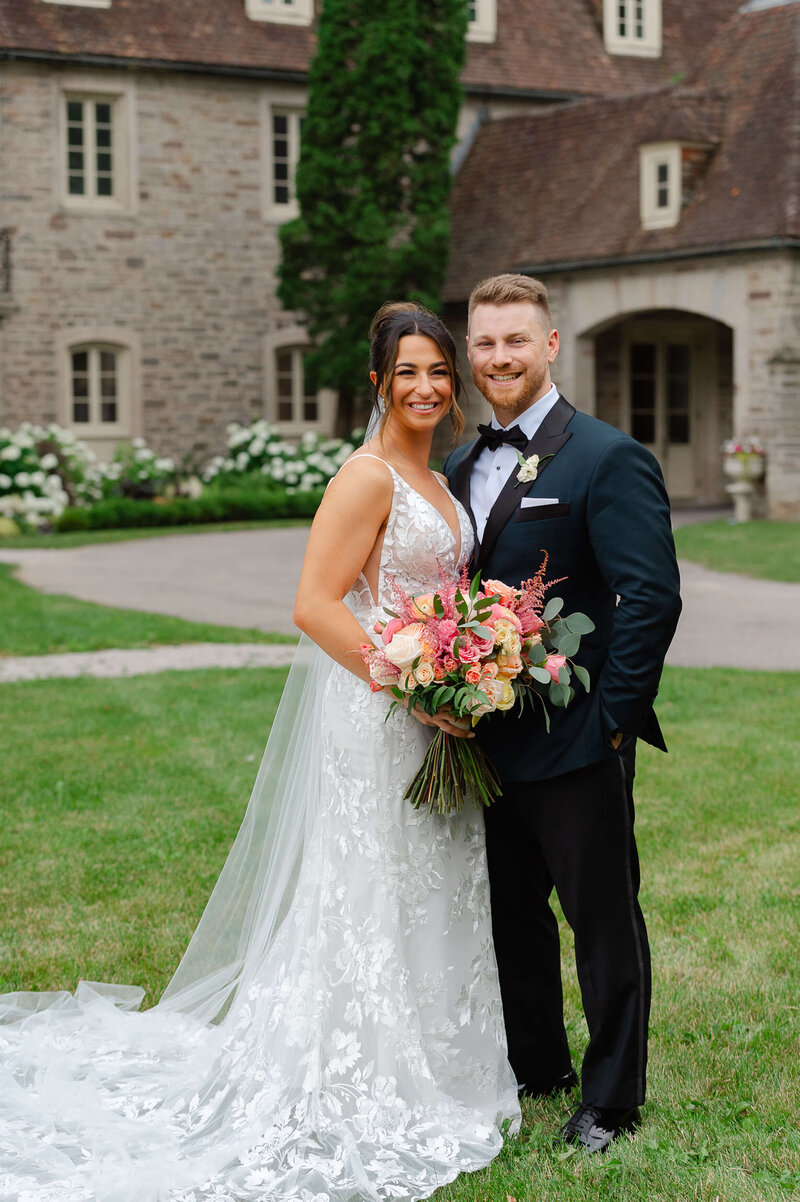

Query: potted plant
[722,437,766,482]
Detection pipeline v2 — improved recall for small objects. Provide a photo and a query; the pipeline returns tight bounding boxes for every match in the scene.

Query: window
[639,142,681,229]
[467,0,497,43]
[56,328,141,447]
[263,327,335,434]
[245,0,313,25]
[263,100,305,220]
[603,0,661,56]
[276,348,318,423]
[59,79,135,213]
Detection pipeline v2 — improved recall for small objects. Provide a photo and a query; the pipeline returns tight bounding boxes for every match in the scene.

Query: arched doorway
[592,310,733,505]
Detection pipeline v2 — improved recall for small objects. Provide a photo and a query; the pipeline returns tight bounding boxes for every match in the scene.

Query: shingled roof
[0,0,742,98]
[445,0,800,300]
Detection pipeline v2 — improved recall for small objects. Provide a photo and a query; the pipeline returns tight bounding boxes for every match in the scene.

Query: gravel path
[2,519,799,680]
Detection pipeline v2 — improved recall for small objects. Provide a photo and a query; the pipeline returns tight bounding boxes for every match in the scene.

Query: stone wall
[0,61,307,460]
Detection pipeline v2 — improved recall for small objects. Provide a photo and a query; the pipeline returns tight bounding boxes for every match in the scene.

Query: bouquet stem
[404,730,503,814]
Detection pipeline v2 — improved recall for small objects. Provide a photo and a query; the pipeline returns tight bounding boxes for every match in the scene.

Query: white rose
[413,660,435,687]
[383,623,426,671]
[516,454,542,484]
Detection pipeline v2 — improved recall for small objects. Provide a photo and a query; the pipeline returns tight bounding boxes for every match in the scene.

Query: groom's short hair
[468,273,552,330]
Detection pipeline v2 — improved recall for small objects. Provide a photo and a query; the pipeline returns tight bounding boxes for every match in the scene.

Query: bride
[0,303,520,1202]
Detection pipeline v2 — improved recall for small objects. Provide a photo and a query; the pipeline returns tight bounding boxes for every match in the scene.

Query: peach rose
[481,662,499,681]
[496,651,523,678]
[443,656,459,673]
[487,603,522,633]
[413,658,436,686]
[411,593,437,620]
[464,664,482,685]
[482,578,516,606]
[384,622,426,669]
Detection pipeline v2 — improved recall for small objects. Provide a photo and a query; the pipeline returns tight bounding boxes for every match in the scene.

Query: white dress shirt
[471,383,560,542]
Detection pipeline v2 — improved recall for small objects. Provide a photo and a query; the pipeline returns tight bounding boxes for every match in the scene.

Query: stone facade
[0,61,310,460]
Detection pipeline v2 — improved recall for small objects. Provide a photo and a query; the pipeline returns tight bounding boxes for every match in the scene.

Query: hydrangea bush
[202,420,357,493]
[0,423,90,527]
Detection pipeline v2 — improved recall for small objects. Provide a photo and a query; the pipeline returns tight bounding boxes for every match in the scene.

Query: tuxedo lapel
[449,438,481,541]
[475,396,576,571]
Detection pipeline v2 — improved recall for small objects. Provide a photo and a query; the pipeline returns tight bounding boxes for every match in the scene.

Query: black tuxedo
[444,396,681,1107]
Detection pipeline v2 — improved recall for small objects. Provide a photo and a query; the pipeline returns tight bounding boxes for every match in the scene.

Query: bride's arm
[293,457,390,683]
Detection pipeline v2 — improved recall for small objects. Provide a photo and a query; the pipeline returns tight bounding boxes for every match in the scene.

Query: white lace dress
[0,463,520,1202]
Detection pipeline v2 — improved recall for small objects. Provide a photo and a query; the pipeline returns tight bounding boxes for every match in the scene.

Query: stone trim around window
[56,327,142,449]
[261,92,306,223]
[44,0,111,7]
[467,0,497,44]
[603,0,662,57]
[639,142,681,229]
[56,74,137,215]
[263,326,336,436]
[245,0,313,26]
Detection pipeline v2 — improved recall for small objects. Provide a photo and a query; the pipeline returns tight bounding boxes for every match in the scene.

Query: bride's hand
[385,689,473,739]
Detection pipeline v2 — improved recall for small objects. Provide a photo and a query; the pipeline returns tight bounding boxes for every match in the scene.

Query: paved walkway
[2,516,799,680]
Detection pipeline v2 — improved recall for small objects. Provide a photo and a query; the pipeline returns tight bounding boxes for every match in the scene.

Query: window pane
[303,400,318,422]
[100,350,117,373]
[272,114,288,136]
[96,126,112,148]
[100,375,117,398]
[96,177,113,197]
[72,376,89,398]
[68,151,84,171]
[72,350,89,372]
[630,343,655,374]
[97,152,112,173]
[274,162,289,182]
[100,401,118,423]
[631,413,655,443]
[72,401,90,423]
[277,351,292,373]
[68,175,85,195]
[668,414,689,444]
[278,401,293,421]
[274,185,289,205]
[67,100,83,123]
[68,126,84,147]
[95,102,111,124]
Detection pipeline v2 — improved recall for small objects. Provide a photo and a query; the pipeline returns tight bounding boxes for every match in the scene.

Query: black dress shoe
[517,1067,578,1100]
[559,1102,641,1153]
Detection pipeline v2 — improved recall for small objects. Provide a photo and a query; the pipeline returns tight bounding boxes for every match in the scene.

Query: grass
[0,516,312,550]
[0,563,295,656]
[2,665,799,1199]
[674,519,800,583]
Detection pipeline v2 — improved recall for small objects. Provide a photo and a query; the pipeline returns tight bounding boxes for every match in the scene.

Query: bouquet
[361,558,594,814]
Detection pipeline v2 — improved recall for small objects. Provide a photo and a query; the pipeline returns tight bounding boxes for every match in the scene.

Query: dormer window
[603,0,661,57]
[245,0,313,26]
[639,143,681,229]
[467,0,497,44]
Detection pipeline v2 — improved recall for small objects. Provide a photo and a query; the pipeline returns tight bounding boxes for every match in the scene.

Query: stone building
[1,0,796,513]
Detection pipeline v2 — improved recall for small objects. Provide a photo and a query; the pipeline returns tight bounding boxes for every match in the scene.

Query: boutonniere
[515,450,553,486]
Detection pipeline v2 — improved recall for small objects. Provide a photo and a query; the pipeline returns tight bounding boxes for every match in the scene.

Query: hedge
[54,487,326,532]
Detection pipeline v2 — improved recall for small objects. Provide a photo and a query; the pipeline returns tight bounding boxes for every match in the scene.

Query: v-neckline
[386,463,463,564]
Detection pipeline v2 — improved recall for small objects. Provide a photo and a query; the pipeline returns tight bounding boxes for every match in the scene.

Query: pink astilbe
[513,553,566,636]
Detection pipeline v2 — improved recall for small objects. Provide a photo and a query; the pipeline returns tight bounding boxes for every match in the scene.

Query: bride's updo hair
[368,302,465,438]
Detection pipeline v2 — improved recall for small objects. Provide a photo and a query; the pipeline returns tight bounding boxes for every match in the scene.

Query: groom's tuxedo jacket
[444,395,682,782]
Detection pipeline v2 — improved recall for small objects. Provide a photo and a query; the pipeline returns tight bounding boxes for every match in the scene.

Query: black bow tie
[476,423,528,453]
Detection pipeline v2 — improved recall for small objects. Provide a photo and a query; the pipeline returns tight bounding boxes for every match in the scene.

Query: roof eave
[515,237,800,276]
[0,46,309,84]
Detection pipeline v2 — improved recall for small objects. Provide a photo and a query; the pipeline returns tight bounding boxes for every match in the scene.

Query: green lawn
[0,563,295,656]
[674,519,800,583]
[2,665,798,1199]
[0,516,312,550]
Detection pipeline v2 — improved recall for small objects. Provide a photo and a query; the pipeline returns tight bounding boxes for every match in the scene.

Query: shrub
[202,420,356,491]
[0,423,81,527]
[54,486,325,532]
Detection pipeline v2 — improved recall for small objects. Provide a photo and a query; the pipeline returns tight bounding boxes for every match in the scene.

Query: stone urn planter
[722,440,766,521]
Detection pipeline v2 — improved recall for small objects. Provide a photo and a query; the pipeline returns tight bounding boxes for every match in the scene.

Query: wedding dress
[0,459,520,1202]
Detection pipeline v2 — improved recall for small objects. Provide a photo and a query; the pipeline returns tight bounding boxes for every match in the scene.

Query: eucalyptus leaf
[573,664,591,692]
[563,611,595,635]
[558,665,570,686]
[556,632,581,658]
[530,665,552,684]
[527,641,547,665]
[543,597,564,621]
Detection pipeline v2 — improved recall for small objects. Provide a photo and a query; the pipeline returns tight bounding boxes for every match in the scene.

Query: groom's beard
[475,362,549,420]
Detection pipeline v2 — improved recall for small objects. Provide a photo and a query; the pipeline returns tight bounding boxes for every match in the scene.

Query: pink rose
[464,665,482,685]
[544,654,567,682]
[381,617,405,646]
[487,603,523,632]
[456,637,482,664]
[437,619,459,650]
[519,611,544,636]
[472,631,496,655]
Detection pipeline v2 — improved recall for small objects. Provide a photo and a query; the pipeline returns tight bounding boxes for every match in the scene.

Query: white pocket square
[520,496,559,508]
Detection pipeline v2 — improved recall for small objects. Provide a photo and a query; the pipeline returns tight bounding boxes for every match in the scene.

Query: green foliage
[54,486,324,532]
[278,0,469,415]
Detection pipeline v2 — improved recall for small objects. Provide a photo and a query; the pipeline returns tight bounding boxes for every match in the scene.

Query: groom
[444,274,681,1152]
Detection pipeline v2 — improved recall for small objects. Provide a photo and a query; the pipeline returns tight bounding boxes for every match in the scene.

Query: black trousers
[484,741,650,1108]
